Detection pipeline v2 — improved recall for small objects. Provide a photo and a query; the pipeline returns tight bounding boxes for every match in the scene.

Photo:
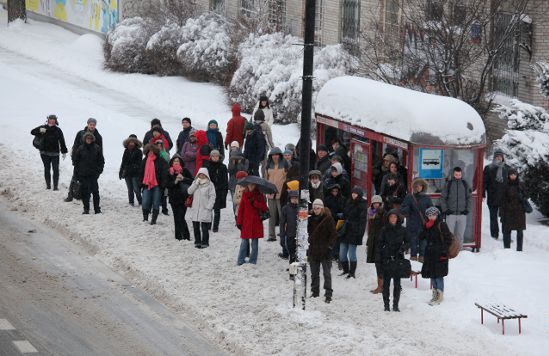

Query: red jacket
[225,104,246,147]
[195,130,210,174]
[237,189,267,239]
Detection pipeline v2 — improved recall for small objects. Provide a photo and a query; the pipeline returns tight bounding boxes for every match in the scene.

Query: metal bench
[475,303,527,335]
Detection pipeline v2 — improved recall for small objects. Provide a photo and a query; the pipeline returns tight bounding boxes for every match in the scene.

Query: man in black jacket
[73,132,105,214]
[143,118,173,151]
[65,118,103,202]
[483,149,509,239]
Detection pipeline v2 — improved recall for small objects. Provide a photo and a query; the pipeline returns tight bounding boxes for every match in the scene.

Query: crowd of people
[30,99,530,311]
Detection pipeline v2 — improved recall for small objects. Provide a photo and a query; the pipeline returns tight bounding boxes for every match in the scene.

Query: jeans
[489,205,500,238]
[192,222,211,246]
[40,154,59,188]
[124,176,142,205]
[171,204,190,240]
[142,186,162,211]
[268,198,282,239]
[503,230,523,251]
[446,214,467,249]
[339,243,357,262]
[408,229,426,257]
[432,277,444,292]
[310,258,332,298]
[80,175,100,212]
[237,239,259,265]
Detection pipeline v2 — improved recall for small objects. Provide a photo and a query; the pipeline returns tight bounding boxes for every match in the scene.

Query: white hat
[312,199,324,208]
[231,141,239,148]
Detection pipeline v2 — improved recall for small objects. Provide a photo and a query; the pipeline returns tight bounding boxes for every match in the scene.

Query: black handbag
[522,199,533,214]
[260,209,270,221]
[397,257,412,279]
[32,135,43,150]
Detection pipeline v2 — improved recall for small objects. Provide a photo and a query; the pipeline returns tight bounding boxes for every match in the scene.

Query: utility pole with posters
[7,0,26,23]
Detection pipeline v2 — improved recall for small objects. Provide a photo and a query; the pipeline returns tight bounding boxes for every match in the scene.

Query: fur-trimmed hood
[123,136,143,149]
[412,178,428,192]
[143,143,160,156]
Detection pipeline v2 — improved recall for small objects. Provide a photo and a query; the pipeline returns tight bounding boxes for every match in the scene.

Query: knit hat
[371,195,383,204]
[254,109,265,122]
[285,143,296,152]
[151,118,161,127]
[236,171,248,180]
[312,199,324,208]
[231,141,240,148]
[309,170,322,178]
[352,186,364,197]
[317,144,329,153]
[425,206,440,217]
[286,180,299,191]
[210,149,221,158]
[288,190,299,198]
[83,132,95,142]
[283,149,293,156]
[87,118,97,125]
[493,149,505,159]
[182,117,191,124]
[208,119,218,128]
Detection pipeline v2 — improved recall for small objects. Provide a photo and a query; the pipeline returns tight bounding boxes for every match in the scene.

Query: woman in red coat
[236,184,267,265]
[195,129,210,174]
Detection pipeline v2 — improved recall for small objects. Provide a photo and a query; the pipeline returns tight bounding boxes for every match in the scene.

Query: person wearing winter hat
[187,167,216,248]
[499,168,528,251]
[73,132,105,214]
[339,186,368,279]
[176,117,194,156]
[373,153,398,194]
[265,147,289,242]
[420,206,452,305]
[143,118,173,152]
[228,145,249,196]
[181,130,198,176]
[441,167,472,249]
[232,170,248,219]
[225,104,247,149]
[31,114,69,190]
[376,209,408,312]
[195,130,211,175]
[206,149,228,232]
[251,95,274,126]
[206,120,225,157]
[315,144,331,174]
[324,162,350,198]
[65,118,103,202]
[308,198,337,303]
[400,178,433,262]
[483,149,510,239]
[280,190,299,262]
[139,144,169,224]
[119,134,143,206]
[308,170,324,205]
[236,181,268,265]
[243,120,267,177]
[366,195,385,294]
[167,154,193,240]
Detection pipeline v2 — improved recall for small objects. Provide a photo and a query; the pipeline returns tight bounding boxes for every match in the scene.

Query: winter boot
[428,289,439,306]
[325,296,332,304]
[370,277,383,294]
[383,288,390,311]
[150,209,159,225]
[346,261,357,279]
[339,261,349,276]
[392,285,401,312]
[142,209,150,222]
[434,290,444,305]
[182,224,191,240]
[45,173,51,189]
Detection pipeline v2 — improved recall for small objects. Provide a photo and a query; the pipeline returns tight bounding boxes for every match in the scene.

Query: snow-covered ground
[1,9,548,355]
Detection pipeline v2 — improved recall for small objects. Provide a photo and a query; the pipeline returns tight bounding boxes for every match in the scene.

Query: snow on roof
[315,76,486,146]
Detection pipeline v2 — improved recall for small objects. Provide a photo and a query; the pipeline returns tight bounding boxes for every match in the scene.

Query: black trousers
[80,175,100,212]
[382,273,401,307]
[489,205,500,238]
[171,204,190,240]
[213,208,221,230]
[310,258,332,298]
[192,221,211,246]
[40,154,59,188]
[503,229,524,251]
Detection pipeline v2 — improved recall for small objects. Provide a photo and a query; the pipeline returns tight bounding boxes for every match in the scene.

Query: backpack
[446,178,469,197]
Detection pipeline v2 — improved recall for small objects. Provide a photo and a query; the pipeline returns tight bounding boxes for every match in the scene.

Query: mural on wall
[25,0,119,33]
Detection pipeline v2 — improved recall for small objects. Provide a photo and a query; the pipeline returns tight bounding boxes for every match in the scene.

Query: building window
[314,0,323,45]
[426,0,443,21]
[492,13,520,97]
[341,0,360,52]
[211,0,225,14]
[269,0,286,32]
[241,0,258,18]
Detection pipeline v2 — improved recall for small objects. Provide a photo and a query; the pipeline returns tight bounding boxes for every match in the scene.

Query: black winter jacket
[483,162,510,207]
[280,202,298,239]
[119,148,143,178]
[376,218,409,278]
[72,128,103,160]
[144,128,173,151]
[324,193,346,222]
[176,127,194,155]
[167,169,193,207]
[315,156,331,175]
[74,143,104,178]
[420,220,452,278]
[139,156,169,190]
[341,196,368,245]
[205,160,229,210]
[31,125,68,154]
[244,125,266,166]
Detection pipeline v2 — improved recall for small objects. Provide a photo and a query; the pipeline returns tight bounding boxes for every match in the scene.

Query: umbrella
[237,175,278,195]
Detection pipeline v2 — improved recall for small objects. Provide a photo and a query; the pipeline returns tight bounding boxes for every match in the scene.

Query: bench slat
[475,303,527,319]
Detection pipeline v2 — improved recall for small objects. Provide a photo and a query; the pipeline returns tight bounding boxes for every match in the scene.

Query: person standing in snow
[331,139,350,173]
[339,186,368,279]
[236,183,268,265]
[420,207,452,305]
[315,144,331,175]
[73,132,105,214]
[380,173,406,213]
[483,149,510,239]
[251,95,274,126]
[225,104,247,149]
[176,117,193,156]
[206,120,224,158]
[280,190,299,262]
[373,153,398,195]
[376,209,409,312]
[65,118,103,202]
[366,195,385,294]
[187,167,216,248]
[265,147,288,243]
[252,110,275,177]
[441,167,472,249]
[31,114,68,190]
[499,169,528,251]
[167,154,193,241]
[323,162,350,199]
[195,130,211,175]
[308,199,337,303]
[143,118,173,152]
[205,150,228,233]
[139,144,169,225]
[400,178,433,262]
[228,142,249,197]
[232,171,248,219]
[119,134,143,206]
[243,122,266,177]
[153,139,170,216]
[308,170,324,205]
[182,130,198,176]
[379,161,407,196]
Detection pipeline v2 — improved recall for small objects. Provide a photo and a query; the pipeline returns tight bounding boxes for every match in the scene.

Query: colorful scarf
[143,152,158,190]
[425,219,436,230]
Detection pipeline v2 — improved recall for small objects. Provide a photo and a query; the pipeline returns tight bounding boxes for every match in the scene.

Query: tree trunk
[7,0,26,23]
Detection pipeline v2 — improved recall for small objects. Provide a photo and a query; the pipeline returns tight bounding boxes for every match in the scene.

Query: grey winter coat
[441,178,472,215]
[187,168,216,222]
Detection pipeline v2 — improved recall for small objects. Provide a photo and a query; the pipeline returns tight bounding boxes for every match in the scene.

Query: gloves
[461,210,469,215]
[39,127,46,134]
[62,153,66,160]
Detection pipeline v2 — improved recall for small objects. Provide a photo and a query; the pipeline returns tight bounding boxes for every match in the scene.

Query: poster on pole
[419,148,444,179]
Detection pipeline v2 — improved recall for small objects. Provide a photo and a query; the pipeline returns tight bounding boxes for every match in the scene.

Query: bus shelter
[315,76,486,250]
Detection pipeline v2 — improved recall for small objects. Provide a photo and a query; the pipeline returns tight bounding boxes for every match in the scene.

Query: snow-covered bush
[104,17,159,73]
[146,22,183,75]
[176,13,234,82]
[495,99,549,217]
[229,33,357,123]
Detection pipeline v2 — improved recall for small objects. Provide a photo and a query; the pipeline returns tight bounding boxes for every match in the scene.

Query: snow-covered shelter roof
[315,76,486,146]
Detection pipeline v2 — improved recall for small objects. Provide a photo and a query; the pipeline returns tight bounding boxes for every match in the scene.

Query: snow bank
[315,76,486,146]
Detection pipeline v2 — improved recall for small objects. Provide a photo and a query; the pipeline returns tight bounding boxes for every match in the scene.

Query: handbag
[32,135,43,150]
[185,195,193,208]
[522,199,533,214]
[260,209,270,221]
[70,179,82,200]
[397,257,412,278]
[438,224,460,259]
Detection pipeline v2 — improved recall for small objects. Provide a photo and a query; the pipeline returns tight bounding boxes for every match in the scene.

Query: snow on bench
[475,303,528,335]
